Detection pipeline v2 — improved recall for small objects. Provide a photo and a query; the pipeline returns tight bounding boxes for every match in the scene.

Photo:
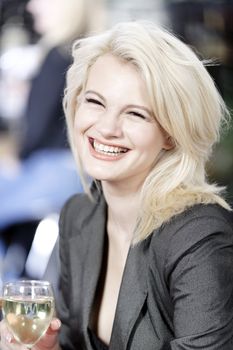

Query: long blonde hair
[63,21,231,242]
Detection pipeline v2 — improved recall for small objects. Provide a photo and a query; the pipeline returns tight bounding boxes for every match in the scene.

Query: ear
[163,135,175,150]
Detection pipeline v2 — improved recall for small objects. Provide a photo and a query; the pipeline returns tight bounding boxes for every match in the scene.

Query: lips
[89,138,128,156]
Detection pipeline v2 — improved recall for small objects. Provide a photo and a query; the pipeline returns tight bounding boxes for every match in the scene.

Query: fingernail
[55,319,61,328]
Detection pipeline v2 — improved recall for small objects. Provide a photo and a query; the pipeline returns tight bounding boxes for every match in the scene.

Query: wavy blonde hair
[63,21,231,243]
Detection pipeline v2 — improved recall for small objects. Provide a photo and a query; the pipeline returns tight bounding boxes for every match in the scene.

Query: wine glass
[2,280,55,349]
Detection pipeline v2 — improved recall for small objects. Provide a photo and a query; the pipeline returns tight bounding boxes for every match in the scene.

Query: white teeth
[93,140,127,156]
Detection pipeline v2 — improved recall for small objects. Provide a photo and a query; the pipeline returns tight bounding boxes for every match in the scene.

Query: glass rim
[3,280,52,288]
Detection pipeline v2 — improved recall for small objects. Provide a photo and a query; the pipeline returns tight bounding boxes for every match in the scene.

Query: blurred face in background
[26,0,85,39]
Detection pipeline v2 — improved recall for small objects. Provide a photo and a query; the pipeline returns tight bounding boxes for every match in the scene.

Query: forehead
[85,54,150,104]
[87,54,139,80]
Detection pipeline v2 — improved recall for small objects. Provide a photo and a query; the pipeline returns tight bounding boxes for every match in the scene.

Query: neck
[101,181,142,243]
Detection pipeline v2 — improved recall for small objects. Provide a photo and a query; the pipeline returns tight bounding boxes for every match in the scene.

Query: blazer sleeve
[56,198,76,350]
[165,214,233,349]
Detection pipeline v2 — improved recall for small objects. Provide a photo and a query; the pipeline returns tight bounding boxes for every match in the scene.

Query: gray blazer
[57,188,233,350]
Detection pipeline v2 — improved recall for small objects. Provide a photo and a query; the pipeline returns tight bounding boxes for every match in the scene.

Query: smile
[90,138,128,156]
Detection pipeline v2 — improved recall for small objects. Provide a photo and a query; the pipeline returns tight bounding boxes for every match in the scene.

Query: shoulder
[149,203,233,272]
[168,203,232,236]
[38,47,71,79]
[45,46,71,67]
[59,188,106,239]
[153,203,232,243]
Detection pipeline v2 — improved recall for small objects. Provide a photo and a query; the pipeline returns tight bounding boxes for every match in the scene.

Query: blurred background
[0,0,232,290]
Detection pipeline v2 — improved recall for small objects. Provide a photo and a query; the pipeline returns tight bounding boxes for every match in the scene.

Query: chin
[84,170,103,181]
[89,175,110,182]
[87,172,115,182]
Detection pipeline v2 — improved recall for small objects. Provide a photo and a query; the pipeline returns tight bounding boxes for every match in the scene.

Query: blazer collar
[82,190,107,329]
[110,240,149,349]
[68,186,107,341]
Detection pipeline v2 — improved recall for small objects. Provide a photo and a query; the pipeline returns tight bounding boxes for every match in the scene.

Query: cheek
[74,113,82,134]
[125,122,165,153]
[73,114,88,159]
[74,106,99,134]
[73,112,87,151]
[74,109,89,135]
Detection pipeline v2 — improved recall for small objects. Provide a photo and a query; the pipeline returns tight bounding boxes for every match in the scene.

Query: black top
[89,329,109,350]
[19,46,71,159]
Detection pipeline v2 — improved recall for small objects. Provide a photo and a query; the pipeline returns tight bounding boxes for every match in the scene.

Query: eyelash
[84,98,147,120]
[85,97,103,106]
[128,111,146,120]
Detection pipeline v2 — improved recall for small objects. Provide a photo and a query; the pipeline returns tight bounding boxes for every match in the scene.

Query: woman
[1,21,233,350]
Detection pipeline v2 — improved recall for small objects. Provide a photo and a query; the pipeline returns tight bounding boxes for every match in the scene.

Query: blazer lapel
[83,208,106,327]
[110,239,149,350]
[68,192,107,346]
[82,194,107,338]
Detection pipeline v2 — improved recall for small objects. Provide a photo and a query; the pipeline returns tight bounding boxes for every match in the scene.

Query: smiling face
[74,54,170,190]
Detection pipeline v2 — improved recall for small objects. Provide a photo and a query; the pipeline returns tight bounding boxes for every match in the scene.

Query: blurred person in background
[0,0,106,283]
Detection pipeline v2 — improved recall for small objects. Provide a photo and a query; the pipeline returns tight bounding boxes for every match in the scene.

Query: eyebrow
[85,90,105,101]
[85,90,153,116]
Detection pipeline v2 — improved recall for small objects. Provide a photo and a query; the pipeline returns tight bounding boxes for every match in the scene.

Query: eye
[85,97,104,107]
[128,111,147,120]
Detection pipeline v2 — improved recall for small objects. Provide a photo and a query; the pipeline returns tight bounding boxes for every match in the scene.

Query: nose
[95,109,123,138]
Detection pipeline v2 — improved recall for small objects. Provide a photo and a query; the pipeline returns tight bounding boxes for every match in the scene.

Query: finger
[0,320,22,349]
[49,318,61,332]
[0,320,12,343]
[0,331,24,350]
[34,318,61,349]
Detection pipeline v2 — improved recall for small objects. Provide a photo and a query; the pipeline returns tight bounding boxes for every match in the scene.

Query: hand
[0,319,25,350]
[0,318,61,350]
[34,318,61,350]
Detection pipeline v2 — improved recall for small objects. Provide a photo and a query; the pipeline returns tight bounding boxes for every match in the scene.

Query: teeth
[93,140,127,155]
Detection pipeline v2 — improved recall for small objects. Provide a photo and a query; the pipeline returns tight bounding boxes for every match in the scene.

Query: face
[27,0,67,36]
[74,54,170,189]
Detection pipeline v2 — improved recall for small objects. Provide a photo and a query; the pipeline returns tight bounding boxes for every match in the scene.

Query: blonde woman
[1,21,233,350]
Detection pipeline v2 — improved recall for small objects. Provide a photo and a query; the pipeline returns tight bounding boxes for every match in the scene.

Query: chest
[91,237,130,345]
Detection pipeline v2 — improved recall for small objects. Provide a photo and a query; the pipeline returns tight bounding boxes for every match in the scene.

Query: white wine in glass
[2,280,55,349]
